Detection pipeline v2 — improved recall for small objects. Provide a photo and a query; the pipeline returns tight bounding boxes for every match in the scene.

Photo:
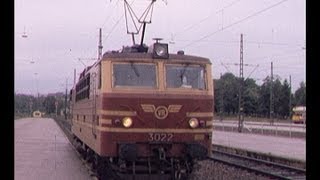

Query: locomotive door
[91,72,97,137]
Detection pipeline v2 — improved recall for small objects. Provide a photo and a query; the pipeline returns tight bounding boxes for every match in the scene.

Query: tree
[43,95,57,114]
[294,82,306,106]
[257,77,271,117]
[213,79,222,114]
[14,94,33,114]
[14,92,66,117]
[243,78,259,116]
[221,73,239,115]
[273,79,283,118]
[277,79,290,118]
[214,73,240,115]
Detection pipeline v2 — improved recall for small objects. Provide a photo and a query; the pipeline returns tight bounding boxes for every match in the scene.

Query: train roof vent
[122,44,148,53]
[177,50,184,55]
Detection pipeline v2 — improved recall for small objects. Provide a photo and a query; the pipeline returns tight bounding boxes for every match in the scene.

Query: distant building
[292,106,306,124]
[33,110,43,118]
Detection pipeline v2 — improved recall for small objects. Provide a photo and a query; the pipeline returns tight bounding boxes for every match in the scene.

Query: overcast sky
[14,0,305,95]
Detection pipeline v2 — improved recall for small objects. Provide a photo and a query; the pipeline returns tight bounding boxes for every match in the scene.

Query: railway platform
[14,118,92,180]
[212,120,306,138]
[212,131,306,161]
[14,117,306,179]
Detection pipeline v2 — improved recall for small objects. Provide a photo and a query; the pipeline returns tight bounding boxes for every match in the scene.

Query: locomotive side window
[113,63,157,88]
[75,74,90,101]
[165,64,206,90]
[98,63,101,89]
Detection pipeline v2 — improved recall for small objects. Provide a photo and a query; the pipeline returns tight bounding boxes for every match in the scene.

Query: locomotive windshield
[165,64,206,90]
[113,62,157,87]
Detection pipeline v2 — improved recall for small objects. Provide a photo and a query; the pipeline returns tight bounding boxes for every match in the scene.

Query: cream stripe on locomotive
[97,127,213,133]
[99,110,137,116]
[186,112,214,117]
[206,120,213,125]
[73,120,212,133]
[98,109,213,117]
[100,119,112,125]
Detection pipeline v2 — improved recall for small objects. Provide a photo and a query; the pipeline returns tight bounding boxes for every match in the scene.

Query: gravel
[189,160,271,180]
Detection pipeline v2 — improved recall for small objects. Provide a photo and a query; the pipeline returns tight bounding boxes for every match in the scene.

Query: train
[32,110,43,118]
[69,41,214,179]
[69,1,213,179]
[291,106,306,124]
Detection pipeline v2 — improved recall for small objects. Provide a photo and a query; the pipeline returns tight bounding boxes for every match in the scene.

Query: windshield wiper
[130,62,140,77]
[180,63,190,83]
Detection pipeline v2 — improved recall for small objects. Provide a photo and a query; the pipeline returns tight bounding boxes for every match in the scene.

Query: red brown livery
[70,43,214,179]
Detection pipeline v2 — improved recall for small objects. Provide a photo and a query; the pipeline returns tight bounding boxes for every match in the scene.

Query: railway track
[210,149,306,180]
[55,117,306,180]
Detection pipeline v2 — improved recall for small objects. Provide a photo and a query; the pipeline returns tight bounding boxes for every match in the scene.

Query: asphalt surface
[14,118,92,180]
[212,131,306,161]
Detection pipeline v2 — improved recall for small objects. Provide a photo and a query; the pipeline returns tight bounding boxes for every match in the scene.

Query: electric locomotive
[70,41,214,179]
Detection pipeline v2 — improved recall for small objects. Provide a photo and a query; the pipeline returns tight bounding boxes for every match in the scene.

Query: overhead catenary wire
[78,0,150,68]
[171,0,242,39]
[173,39,303,48]
[80,0,122,63]
[246,48,305,62]
[182,0,289,49]
[78,0,155,71]
[103,0,137,44]
[100,0,121,28]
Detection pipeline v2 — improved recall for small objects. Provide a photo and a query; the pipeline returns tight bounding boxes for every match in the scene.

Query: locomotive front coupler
[153,147,166,161]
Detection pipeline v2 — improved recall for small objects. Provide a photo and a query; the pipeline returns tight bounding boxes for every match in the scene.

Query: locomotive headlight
[152,43,169,59]
[189,118,199,128]
[155,46,166,56]
[122,117,133,128]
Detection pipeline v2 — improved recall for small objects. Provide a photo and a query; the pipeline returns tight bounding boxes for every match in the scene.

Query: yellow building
[292,106,306,124]
[32,110,42,118]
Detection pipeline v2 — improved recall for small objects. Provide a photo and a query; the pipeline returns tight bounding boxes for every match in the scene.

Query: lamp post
[60,78,73,120]
[34,72,39,111]
[55,101,58,117]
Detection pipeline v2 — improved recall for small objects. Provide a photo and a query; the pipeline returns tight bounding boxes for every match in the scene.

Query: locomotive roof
[78,50,211,80]
[101,52,211,64]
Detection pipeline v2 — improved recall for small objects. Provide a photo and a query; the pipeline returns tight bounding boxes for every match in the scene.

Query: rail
[209,149,306,180]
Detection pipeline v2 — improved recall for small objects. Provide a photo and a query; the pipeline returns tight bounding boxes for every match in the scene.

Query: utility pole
[289,75,292,119]
[29,99,33,117]
[55,100,58,117]
[98,28,103,60]
[270,62,274,125]
[65,78,68,120]
[78,29,102,68]
[238,33,244,132]
[74,69,76,86]
[34,72,39,111]
[61,79,73,120]
[220,73,224,121]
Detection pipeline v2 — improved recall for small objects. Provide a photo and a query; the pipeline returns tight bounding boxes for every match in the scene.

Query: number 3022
[148,133,173,142]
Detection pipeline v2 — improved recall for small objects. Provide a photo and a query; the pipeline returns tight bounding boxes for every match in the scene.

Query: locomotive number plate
[148,133,173,142]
